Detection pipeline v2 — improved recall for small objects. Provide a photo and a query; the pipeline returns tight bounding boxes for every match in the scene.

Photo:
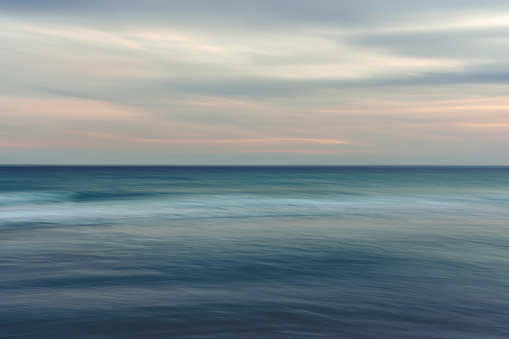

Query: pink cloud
[235,149,383,155]
[133,137,352,145]
[1,97,145,121]
[460,123,509,127]
[313,97,509,117]
[0,139,50,148]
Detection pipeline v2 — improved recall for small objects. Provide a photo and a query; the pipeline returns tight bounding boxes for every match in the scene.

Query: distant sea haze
[1,166,509,338]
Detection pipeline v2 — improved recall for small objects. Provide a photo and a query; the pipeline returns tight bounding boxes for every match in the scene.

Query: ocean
[1,166,509,338]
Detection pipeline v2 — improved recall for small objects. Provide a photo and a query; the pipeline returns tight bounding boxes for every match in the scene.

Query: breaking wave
[1,190,508,227]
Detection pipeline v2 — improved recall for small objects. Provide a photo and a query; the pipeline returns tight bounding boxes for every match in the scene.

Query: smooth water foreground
[1,166,509,338]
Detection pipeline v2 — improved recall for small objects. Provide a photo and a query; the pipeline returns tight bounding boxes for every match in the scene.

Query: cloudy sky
[1,0,509,164]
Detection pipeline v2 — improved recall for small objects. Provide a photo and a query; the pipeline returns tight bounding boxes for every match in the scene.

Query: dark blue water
[1,166,509,338]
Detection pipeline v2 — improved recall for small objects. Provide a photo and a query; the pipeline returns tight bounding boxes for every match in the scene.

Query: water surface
[1,166,509,338]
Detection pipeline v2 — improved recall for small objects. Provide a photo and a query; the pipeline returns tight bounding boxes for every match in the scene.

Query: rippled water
[1,166,509,338]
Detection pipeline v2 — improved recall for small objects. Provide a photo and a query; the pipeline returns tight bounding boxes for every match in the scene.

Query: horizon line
[1,164,509,167]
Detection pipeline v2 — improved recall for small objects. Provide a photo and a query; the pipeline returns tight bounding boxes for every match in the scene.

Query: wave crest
[0,192,77,207]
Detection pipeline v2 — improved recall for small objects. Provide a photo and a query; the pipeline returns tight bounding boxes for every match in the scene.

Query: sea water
[1,166,509,338]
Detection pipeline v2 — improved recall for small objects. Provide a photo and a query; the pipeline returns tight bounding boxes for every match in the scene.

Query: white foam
[1,192,508,227]
[0,192,76,207]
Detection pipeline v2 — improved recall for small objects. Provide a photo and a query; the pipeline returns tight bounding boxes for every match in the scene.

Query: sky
[1,0,509,165]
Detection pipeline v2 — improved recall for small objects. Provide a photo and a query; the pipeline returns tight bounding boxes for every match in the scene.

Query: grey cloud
[146,67,509,99]
[2,3,508,103]
[372,68,509,87]
[3,0,509,31]
[29,65,509,109]
[349,28,509,60]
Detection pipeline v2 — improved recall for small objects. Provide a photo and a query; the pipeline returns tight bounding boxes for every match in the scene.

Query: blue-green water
[1,166,509,338]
